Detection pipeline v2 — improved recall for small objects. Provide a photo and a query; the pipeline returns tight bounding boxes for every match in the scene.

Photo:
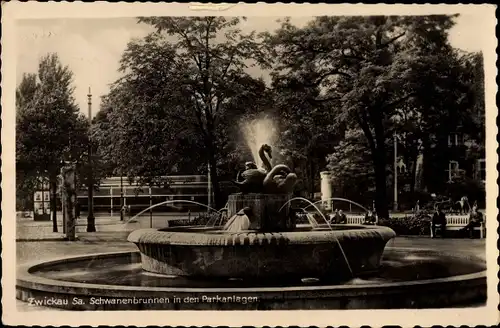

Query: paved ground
[16,212,197,241]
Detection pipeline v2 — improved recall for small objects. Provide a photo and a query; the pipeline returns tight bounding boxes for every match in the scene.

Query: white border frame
[2,3,498,326]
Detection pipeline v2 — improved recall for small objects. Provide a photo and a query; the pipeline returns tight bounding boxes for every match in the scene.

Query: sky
[15,15,487,118]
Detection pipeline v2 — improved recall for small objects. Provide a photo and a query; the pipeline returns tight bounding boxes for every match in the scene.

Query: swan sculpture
[263,164,298,194]
[232,144,297,194]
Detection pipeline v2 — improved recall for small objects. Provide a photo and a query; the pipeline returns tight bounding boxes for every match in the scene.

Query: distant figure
[457,196,469,214]
[461,206,483,238]
[336,209,347,224]
[414,200,420,213]
[122,204,131,218]
[396,157,407,173]
[431,206,447,238]
[329,209,339,224]
[363,210,377,225]
[75,200,80,219]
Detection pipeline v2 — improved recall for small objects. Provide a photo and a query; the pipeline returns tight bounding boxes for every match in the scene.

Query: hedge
[168,212,222,227]
[378,214,431,236]
[168,212,434,236]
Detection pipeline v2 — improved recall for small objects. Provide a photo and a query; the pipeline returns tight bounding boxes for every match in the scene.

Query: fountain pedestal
[227,193,295,232]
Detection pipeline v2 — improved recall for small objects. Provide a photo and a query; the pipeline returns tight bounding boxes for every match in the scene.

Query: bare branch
[381,32,406,48]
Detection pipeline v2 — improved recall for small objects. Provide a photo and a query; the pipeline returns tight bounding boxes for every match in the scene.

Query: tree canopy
[93,17,271,205]
[264,15,483,217]
[18,15,486,216]
[16,54,88,228]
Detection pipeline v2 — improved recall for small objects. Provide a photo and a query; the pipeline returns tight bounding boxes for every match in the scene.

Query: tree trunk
[205,133,223,209]
[50,175,58,232]
[208,153,223,209]
[409,154,417,194]
[308,160,315,200]
[373,149,389,219]
[372,113,389,219]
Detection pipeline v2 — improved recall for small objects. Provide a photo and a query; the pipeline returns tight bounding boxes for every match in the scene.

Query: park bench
[430,214,485,238]
[345,215,365,225]
[345,214,378,225]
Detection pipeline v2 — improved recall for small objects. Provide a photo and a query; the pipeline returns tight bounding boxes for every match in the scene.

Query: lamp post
[86,87,96,232]
[207,162,212,213]
[393,133,398,212]
[120,174,124,221]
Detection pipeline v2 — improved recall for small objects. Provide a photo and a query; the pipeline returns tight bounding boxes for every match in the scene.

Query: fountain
[127,144,395,279]
[16,141,486,310]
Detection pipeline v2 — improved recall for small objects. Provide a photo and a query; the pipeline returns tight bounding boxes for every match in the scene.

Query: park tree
[395,48,486,194]
[264,15,463,218]
[326,128,375,204]
[270,78,342,199]
[16,53,89,231]
[93,79,206,188]
[16,73,39,210]
[100,17,268,207]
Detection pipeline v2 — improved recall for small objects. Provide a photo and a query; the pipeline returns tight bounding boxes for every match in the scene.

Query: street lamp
[393,132,398,212]
[207,162,212,213]
[86,87,96,232]
[120,174,124,221]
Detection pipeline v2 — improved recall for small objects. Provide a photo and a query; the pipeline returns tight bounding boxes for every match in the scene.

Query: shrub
[166,212,221,227]
[167,219,192,227]
[191,212,223,226]
[378,214,431,235]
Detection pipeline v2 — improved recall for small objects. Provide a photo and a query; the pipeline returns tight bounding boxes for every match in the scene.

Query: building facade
[76,175,234,214]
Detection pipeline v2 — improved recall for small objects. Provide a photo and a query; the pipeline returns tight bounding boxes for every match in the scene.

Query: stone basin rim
[127,225,397,246]
[17,250,487,295]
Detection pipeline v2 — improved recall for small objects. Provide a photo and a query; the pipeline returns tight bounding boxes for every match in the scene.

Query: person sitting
[329,209,339,224]
[363,210,377,225]
[431,206,447,238]
[461,206,484,238]
[336,209,347,224]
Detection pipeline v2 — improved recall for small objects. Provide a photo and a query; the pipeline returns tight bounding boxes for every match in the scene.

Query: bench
[345,215,378,225]
[346,215,365,225]
[430,215,485,238]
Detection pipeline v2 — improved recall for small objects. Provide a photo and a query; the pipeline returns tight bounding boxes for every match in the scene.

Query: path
[16,212,195,241]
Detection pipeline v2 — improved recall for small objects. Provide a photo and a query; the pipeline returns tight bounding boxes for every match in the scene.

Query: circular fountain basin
[16,246,486,310]
[127,224,396,279]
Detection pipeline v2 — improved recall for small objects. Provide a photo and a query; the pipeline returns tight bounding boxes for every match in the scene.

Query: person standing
[75,199,80,219]
[414,200,420,213]
[431,206,447,238]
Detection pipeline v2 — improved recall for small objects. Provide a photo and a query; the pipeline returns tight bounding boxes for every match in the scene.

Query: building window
[478,159,486,181]
[448,161,459,182]
[448,133,463,147]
